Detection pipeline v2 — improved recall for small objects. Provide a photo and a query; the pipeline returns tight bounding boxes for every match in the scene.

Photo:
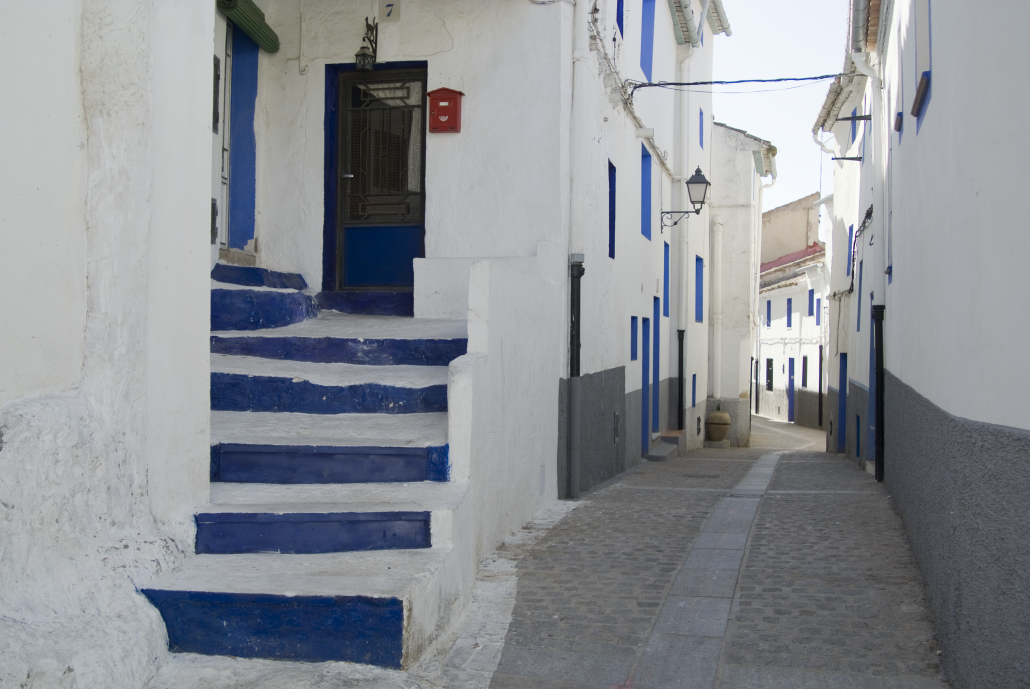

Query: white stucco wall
[760,192,821,265]
[1,3,213,686]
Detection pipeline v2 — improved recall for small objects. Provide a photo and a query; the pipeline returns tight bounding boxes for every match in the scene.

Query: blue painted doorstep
[195,511,432,554]
[140,589,404,667]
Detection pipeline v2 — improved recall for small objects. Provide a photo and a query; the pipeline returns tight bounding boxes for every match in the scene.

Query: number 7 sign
[379,0,400,22]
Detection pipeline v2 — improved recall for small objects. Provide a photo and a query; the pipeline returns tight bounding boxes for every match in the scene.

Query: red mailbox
[427,88,464,133]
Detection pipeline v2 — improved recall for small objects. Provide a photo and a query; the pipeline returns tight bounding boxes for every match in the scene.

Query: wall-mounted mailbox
[428,88,464,133]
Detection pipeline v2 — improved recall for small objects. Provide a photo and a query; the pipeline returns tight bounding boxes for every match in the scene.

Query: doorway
[787,358,795,422]
[325,66,427,291]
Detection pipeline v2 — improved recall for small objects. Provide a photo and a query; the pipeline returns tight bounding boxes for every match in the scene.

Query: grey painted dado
[825,387,839,452]
[757,386,789,422]
[885,371,1030,689]
[794,388,823,430]
[845,382,869,466]
[557,368,628,498]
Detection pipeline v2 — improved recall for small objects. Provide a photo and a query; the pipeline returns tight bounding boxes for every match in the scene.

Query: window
[630,317,638,360]
[802,356,809,388]
[846,225,854,276]
[808,289,814,316]
[616,0,624,35]
[695,256,704,322]
[766,359,774,391]
[857,261,864,332]
[766,299,771,327]
[640,145,651,240]
[816,298,821,326]
[913,0,932,127]
[691,374,697,408]
[640,0,655,81]
[608,161,617,259]
[699,108,704,149]
[663,243,670,317]
[786,298,793,328]
[851,107,858,143]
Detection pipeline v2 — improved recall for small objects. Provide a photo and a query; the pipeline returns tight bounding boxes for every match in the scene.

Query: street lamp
[662,166,712,228]
[355,17,378,72]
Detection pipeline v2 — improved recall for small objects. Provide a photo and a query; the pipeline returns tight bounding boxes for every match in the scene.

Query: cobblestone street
[483,416,951,689]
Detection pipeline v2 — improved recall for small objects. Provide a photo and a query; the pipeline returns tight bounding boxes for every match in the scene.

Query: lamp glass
[686,166,710,210]
[355,45,375,72]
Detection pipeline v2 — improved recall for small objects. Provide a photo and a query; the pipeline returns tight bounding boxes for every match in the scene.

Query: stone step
[211,263,308,290]
[645,442,679,462]
[211,312,467,366]
[211,286,316,332]
[140,547,453,667]
[210,354,449,415]
[211,410,448,447]
[317,290,413,317]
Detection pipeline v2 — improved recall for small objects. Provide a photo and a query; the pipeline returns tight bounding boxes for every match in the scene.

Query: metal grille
[344,79,424,225]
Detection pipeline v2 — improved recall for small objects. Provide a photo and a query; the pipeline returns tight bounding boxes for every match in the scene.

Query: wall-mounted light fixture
[661,166,711,228]
[355,17,378,71]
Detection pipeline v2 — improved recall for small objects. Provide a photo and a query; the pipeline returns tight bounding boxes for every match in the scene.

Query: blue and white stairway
[141,265,471,669]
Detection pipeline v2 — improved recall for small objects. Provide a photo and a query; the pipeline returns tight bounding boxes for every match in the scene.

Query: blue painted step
[211,373,448,414]
[210,334,467,366]
[211,264,308,290]
[210,443,450,484]
[318,291,414,317]
[212,289,317,331]
[140,589,403,667]
[195,511,431,554]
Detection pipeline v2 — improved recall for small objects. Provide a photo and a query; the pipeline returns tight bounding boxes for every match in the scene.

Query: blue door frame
[787,358,795,422]
[837,353,848,452]
[642,318,650,455]
[652,297,660,433]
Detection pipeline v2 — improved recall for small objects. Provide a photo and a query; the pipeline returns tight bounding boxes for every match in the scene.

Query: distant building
[755,193,828,429]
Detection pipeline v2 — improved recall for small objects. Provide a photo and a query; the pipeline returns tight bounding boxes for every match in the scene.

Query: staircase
[141,265,470,669]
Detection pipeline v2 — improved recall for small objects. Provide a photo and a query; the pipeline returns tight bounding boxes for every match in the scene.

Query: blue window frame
[640,0,655,81]
[766,299,771,327]
[630,316,638,361]
[663,243,670,317]
[816,298,821,326]
[808,289,814,316]
[616,0,624,35]
[857,260,864,332]
[652,297,660,433]
[699,108,704,149]
[914,0,933,131]
[691,374,697,408]
[640,145,651,240]
[846,225,854,276]
[695,256,704,322]
[608,161,617,259]
[786,298,793,328]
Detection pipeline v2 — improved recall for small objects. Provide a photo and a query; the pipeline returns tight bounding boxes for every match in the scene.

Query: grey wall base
[704,397,750,447]
[885,370,1030,689]
[825,387,840,452]
[845,382,869,468]
[757,386,789,422]
[794,388,823,430]
[557,368,628,499]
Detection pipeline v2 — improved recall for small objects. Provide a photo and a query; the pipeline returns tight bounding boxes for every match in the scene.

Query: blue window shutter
[816,298,821,326]
[691,374,696,408]
[663,243,670,317]
[846,225,854,276]
[766,299,771,327]
[695,256,704,322]
[851,107,858,143]
[608,161,617,259]
[699,109,704,149]
[808,289,814,316]
[616,0,624,35]
[857,261,864,332]
[641,146,651,240]
[630,316,638,361]
[787,298,792,328]
[640,0,655,81]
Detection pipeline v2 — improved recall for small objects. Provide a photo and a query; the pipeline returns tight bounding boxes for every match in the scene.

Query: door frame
[322,61,428,293]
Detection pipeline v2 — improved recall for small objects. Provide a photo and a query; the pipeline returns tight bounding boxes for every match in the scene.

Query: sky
[709,0,851,216]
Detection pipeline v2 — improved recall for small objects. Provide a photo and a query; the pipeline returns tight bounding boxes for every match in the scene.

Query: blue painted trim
[140,589,403,667]
[699,108,704,149]
[211,289,317,331]
[663,243,670,317]
[195,511,431,554]
[228,29,258,250]
[317,290,414,317]
[616,0,624,35]
[856,260,863,332]
[426,445,450,482]
[691,373,696,408]
[640,145,652,240]
[786,297,792,328]
[808,289,814,316]
[846,225,854,276]
[641,317,650,454]
[838,353,848,453]
[608,160,617,259]
[211,443,448,484]
[766,299,771,327]
[816,297,821,326]
[849,377,869,393]
[212,264,308,290]
[652,297,660,433]
[210,335,467,367]
[695,256,704,322]
[211,373,448,414]
[323,62,428,291]
[640,0,655,80]
[630,316,638,361]
[787,357,795,422]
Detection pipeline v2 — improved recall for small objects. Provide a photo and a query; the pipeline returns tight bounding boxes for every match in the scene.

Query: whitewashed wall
[0,3,213,686]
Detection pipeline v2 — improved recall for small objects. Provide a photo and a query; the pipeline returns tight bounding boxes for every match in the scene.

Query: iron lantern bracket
[661,209,701,228]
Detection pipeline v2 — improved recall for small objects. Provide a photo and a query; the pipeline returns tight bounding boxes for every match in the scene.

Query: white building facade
[813,2,1030,687]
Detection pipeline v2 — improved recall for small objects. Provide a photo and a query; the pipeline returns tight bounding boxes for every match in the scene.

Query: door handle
[341,174,354,178]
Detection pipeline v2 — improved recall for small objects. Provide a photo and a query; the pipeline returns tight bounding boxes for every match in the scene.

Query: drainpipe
[569,254,585,498]
[677,54,692,430]
[712,215,724,401]
[872,304,885,482]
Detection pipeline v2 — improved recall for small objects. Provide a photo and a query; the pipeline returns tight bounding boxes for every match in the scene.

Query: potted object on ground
[707,404,731,442]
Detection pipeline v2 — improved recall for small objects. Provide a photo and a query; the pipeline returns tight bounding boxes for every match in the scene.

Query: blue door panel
[788,358,795,422]
[642,318,650,454]
[228,29,259,250]
[343,226,422,287]
[837,354,848,453]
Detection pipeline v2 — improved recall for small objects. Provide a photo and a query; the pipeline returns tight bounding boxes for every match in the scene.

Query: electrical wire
[627,73,854,96]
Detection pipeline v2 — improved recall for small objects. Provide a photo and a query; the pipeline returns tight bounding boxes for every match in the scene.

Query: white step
[211,354,449,389]
[211,411,448,448]
[212,312,467,340]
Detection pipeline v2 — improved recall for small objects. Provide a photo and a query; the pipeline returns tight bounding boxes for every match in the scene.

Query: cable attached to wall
[828,204,874,302]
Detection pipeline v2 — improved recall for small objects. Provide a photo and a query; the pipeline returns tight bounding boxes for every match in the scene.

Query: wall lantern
[355,17,378,71]
[662,166,711,228]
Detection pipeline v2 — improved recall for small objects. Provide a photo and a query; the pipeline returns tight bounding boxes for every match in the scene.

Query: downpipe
[872,304,885,482]
[569,254,585,498]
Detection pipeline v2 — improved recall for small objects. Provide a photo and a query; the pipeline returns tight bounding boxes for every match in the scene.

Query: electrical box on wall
[428,88,464,133]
